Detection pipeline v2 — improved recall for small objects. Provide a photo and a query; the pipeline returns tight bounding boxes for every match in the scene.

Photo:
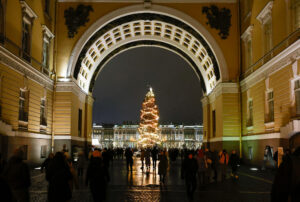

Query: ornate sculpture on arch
[64,4,93,38]
[202,5,232,40]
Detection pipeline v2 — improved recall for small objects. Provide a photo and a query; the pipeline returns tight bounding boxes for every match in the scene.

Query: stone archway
[66,4,229,95]
[55,3,236,154]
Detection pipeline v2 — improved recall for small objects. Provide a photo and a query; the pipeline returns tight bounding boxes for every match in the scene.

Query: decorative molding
[56,81,87,103]
[64,4,93,38]
[241,25,253,42]
[202,5,232,39]
[208,82,239,103]
[256,1,273,25]
[54,135,90,142]
[242,132,282,141]
[66,4,229,93]
[20,1,37,19]
[42,25,55,39]
[241,39,300,92]
[0,46,54,91]
[201,96,209,107]
[58,0,237,3]
[203,136,240,142]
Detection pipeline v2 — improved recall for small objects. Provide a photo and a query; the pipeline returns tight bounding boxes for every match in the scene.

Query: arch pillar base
[53,81,93,157]
[202,82,241,154]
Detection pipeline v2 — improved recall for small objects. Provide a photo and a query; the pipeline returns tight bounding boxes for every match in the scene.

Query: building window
[44,0,50,16]
[40,98,47,126]
[256,1,273,62]
[241,25,253,70]
[212,110,216,137]
[41,145,47,158]
[19,89,29,126]
[42,38,49,70]
[22,21,31,62]
[246,39,253,67]
[266,91,274,122]
[292,0,300,30]
[248,147,253,160]
[247,99,253,127]
[20,1,37,62]
[294,80,300,115]
[263,20,272,58]
[78,109,82,137]
[42,25,54,74]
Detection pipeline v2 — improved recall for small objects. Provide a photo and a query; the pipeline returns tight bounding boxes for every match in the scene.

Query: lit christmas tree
[138,87,161,148]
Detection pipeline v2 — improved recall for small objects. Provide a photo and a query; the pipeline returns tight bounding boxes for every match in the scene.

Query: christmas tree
[138,87,161,148]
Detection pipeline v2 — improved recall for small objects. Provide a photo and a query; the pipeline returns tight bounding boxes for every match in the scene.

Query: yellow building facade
[0,0,299,165]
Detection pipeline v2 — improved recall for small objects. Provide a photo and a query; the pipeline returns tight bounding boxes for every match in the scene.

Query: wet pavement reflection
[30,157,272,202]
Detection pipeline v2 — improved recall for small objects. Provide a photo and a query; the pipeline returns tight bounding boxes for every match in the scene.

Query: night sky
[92,47,203,125]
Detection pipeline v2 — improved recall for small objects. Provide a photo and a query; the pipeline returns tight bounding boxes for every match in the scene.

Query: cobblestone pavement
[30,158,273,202]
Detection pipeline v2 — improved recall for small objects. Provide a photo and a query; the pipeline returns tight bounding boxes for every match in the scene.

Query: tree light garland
[138,87,161,148]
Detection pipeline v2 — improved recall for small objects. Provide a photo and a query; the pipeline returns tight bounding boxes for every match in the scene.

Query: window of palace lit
[256,1,273,63]
[76,20,218,94]
[20,1,37,63]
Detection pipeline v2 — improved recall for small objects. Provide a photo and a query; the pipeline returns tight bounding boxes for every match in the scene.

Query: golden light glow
[138,87,161,148]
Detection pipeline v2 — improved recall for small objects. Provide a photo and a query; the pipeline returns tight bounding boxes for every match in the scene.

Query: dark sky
[92,47,203,125]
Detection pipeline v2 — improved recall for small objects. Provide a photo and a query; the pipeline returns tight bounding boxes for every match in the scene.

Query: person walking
[229,150,239,179]
[3,149,31,202]
[219,149,229,182]
[158,151,168,184]
[197,149,207,187]
[181,153,198,201]
[145,148,151,172]
[77,151,85,177]
[211,150,219,182]
[46,152,73,202]
[125,148,133,172]
[140,148,145,170]
[204,148,212,183]
[86,150,110,202]
[151,147,159,170]
[41,153,54,173]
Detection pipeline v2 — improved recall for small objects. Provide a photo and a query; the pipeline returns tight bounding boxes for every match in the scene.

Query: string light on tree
[138,87,161,148]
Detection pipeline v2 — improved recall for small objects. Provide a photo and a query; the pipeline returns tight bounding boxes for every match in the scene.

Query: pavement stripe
[238,172,273,184]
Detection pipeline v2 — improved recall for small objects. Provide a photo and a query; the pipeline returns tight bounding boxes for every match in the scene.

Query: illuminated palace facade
[0,0,299,165]
[92,124,203,149]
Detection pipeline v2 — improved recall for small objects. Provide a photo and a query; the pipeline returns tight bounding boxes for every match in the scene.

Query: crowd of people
[0,144,299,202]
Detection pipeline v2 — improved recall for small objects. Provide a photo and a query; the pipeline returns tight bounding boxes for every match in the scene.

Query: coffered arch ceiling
[67,5,229,95]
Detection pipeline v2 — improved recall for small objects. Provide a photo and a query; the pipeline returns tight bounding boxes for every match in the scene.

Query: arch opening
[92,46,204,125]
